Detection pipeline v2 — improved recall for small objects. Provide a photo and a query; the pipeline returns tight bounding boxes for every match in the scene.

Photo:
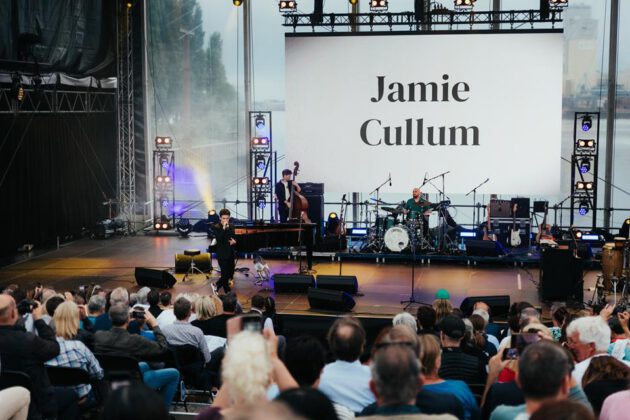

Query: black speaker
[135,267,176,289]
[273,274,315,293]
[465,239,504,257]
[540,248,583,301]
[460,295,511,318]
[303,194,324,238]
[307,287,356,312]
[317,275,358,294]
[510,197,530,218]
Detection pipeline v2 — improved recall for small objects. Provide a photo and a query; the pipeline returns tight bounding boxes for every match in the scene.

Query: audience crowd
[0,281,630,420]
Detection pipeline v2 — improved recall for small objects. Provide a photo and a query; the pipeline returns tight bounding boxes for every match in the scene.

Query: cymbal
[382,207,403,215]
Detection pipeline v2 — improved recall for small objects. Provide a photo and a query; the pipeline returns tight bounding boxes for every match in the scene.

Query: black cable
[0,113,35,190]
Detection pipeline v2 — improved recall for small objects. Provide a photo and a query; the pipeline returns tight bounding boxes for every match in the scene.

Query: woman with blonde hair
[46,301,104,403]
[191,295,225,336]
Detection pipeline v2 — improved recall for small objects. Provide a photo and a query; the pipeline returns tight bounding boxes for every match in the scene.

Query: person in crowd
[366,343,456,419]
[417,306,439,337]
[191,294,224,335]
[472,301,502,340]
[160,297,214,363]
[275,388,339,420]
[581,355,630,415]
[86,294,106,325]
[147,289,162,318]
[159,291,172,310]
[471,308,500,350]
[608,311,630,361]
[0,295,79,420]
[529,400,595,420]
[566,315,630,385]
[94,304,179,408]
[501,301,535,341]
[157,293,197,326]
[135,287,151,309]
[469,314,498,359]
[419,334,480,420]
[433,289,453,324]
[392,312,418,333]
[549,304,569,342]
[319,316,375,414]
[45,301,104,404]
[0,386,30,420]
[100,384,169,420]
[193,292,237,338]
[438,315,487,386]
[497,305,540,349]
[263,296,283,335]
[250,294,274,330]
[489,341,591,420]
[94,287,129,331]
[600,389,630,420]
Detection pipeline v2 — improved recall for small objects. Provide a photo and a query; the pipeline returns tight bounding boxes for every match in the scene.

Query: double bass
[288,161,312,223]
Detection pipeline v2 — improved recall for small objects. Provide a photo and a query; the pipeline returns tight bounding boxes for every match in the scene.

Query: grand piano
[232,222,316,269]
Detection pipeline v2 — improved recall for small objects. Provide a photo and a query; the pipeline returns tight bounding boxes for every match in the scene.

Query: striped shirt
[438,347,487,385]
[45,337,104,398]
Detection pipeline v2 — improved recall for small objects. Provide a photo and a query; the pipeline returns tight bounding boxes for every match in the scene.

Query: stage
[0,234,603,318]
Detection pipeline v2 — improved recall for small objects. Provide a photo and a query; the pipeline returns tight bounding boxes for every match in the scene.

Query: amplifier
[300,183,324,195]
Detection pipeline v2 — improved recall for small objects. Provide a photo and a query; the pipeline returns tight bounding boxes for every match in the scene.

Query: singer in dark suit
[212,208,236,293]
[274,169,301,223]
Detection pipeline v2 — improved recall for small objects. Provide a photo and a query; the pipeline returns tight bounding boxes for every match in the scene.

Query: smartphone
[502,347,520,360]
[240,313,262,332]
[511,332,540,351]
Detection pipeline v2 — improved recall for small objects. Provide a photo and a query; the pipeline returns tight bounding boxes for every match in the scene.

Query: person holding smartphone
[212,208,237,293]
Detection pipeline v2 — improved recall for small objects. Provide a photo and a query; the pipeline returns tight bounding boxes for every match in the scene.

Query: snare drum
[384,226,410,252]
[602,242,624,291]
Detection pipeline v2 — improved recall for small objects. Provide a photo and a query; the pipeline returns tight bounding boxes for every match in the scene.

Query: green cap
[435,289,450,300]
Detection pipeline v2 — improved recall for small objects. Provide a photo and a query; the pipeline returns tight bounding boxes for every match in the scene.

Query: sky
[197,0,630,102]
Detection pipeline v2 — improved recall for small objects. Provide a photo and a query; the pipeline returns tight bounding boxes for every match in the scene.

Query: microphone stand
[369,175,392,243]
[552,195,573,229]
[425,171,450,252]
[466,178,490,228]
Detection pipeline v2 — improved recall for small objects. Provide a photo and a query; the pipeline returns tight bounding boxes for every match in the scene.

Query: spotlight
[578,200,589,216]
[278,0,297,12]
[254,114,265,129]
[253,177,270,186]
[577,139,595,150]
[454,0,476,7]
[256,195,267,209]
[11,74,25,102]
[159,154,170,169]
[326,212,340,235]
[233,0,243,6]
[574,230,583,239]
[255,155,266,171]
[161,223,169,229]
[349,0,358,4]
[155,136,172,148]
[370,0,388,11]
[154,219,171,230]
[575,181,594,191]
[207,210,220,225]
[549,0,568,6]
[252,137,270,148]
[581,116,592,132]
[579,158,591,174]
[176,218,192,236]
[156,175,172,183]
[160,197,169,207]
[619,218,630,238]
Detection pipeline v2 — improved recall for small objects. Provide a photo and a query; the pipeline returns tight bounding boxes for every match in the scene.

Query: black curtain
[0,112,117,256]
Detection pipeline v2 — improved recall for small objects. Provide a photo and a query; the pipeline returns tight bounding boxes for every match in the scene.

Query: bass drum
[384,226,410,252]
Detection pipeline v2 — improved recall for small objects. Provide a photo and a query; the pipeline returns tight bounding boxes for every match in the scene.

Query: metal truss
[0,88,115,114]
[116,0,136,221]
[283,9,563,31]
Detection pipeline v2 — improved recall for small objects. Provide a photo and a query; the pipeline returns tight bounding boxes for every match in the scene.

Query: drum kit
[591,236,630,307]
[362,199,453,254]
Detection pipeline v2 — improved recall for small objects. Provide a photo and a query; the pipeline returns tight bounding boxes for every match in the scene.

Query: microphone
[389,173,392,187]
[423,172,427,185]
[342,194,346,202]
[485,178,490,183]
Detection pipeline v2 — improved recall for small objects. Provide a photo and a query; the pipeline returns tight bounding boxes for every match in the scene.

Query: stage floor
[0,234,601,317]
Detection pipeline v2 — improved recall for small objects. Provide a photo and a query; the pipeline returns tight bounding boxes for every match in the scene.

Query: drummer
[403,187,432,238]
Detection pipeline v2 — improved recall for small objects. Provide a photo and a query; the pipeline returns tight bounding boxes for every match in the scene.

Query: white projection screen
[285,31,563,195]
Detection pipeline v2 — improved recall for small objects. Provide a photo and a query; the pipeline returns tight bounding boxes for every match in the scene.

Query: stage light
[161,223,169,229]
[160,197,169,208]
[575,181,594,191]
[208,209,216,216]
[256,195,267,209]
[575,230,583,239]
[11,74,25,102]
[255,155,266,171]
[156,175,172,183]
[278,0,297,12]
[254,114,265,129]
[578,200,589,216]
[155,136,172,148]
[154,219,170,230]
[581,115,592,132]
[549,0,568,7]
[579,158,591,174]
[326,212,340,235]
[252,137,270,148]
[349,0,358,4]
[454,0,476,7]
[176,218,192,236]
[619,218,630,238]
[233,0,243,6]
[370,0,388,11]
[253,177,269,186]
[577,139,595,150]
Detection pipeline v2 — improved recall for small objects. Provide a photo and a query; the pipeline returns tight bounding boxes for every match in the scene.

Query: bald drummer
[403,187,432,238]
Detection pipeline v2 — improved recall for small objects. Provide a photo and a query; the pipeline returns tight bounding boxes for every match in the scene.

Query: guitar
[335,194,348,237]
[482,204,496,241]
[536,202,554,243]
[508,203,521,247]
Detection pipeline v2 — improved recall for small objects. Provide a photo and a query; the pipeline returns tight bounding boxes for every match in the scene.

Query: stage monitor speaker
[510,197,530,218]
[464,239,504,257]
[533,201,548,213]
[460,295,511,318]
[273,274,315,293]
[540,248,583,302]
[317,275,358,294]
[307,287,356,312]
[135,267,176,289]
